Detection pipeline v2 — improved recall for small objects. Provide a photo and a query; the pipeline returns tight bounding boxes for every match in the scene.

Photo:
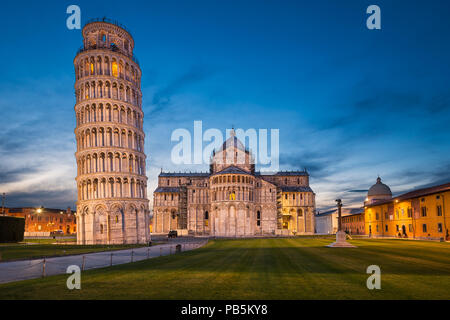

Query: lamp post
[36,206,44,244]
[1,193,5,216]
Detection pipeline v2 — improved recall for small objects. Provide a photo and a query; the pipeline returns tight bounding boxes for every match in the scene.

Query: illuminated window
[115,216,119,223]
[90,63,94,75]
[112,61,118,77]
[229,191,236,200]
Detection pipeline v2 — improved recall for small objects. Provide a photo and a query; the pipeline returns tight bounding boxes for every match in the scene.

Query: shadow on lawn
[108,240,450,277]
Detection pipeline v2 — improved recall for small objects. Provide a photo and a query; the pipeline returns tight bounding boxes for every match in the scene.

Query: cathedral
[153,130,316,237]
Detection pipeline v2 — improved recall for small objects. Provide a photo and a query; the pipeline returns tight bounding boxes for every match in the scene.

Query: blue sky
[1,0,450,211]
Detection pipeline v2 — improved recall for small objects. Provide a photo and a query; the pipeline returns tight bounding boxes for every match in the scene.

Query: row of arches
[212,174,254,185]
[84,31,133,57]
[78,177,147,201]
[75,79,141,107]
[76,127,144,152]
[211,186,254,202]
[76,103,142,129]
[77,151,145,176]
[77,201,148,245]
[75,55,140,86]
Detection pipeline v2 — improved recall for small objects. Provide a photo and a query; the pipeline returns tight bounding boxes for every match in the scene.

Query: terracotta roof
[366,182,450,207]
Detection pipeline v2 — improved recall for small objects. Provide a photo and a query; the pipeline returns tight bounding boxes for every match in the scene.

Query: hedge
[0,216,25,242]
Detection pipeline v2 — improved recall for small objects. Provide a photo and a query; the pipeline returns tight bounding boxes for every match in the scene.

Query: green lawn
[0,238,449,299]
[0,243,148,262]
[22,238,76,245]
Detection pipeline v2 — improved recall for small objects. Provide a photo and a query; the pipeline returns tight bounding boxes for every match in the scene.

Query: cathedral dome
[367,177,392,200]
[220,129,245,151]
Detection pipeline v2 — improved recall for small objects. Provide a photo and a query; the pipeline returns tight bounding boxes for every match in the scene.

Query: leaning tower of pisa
[74,19,149,244]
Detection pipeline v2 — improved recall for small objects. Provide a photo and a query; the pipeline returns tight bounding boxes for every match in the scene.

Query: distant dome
[367,177,392,199]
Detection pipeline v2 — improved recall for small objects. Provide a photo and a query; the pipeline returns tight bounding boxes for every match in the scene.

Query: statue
[327,199,356,248]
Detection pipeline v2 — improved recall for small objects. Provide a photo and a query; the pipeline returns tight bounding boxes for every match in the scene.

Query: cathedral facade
[153,131,315,237]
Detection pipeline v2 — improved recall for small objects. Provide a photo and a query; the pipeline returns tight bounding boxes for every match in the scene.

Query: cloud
[0,164,43,184]
[4,189,77,210]
[279,150,345,178]
[147,66,215,117]
[0,78,77,209]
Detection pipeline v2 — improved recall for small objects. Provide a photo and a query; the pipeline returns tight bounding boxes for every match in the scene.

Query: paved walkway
[0,240,207,284]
